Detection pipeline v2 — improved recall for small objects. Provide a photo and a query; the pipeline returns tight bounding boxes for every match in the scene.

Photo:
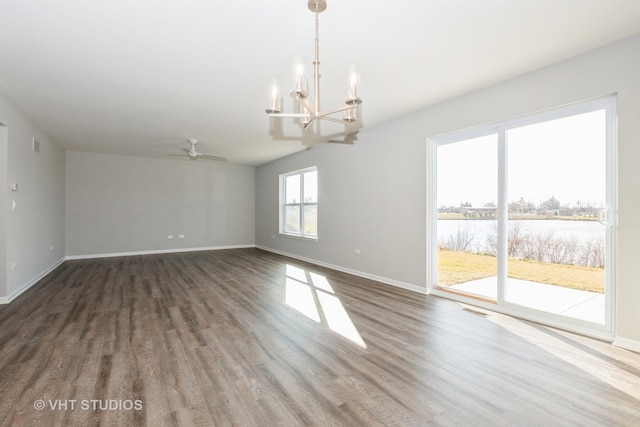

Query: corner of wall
[0,88,66,301]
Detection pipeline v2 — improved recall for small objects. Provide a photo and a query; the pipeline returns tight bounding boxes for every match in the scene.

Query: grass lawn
[438,249,604,293]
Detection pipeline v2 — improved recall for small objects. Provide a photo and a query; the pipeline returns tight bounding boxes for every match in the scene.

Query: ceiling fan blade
[199,153,228,162]
[168,140,227,161]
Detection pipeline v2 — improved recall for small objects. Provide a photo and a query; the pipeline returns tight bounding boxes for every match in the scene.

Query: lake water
[437,219,604,253]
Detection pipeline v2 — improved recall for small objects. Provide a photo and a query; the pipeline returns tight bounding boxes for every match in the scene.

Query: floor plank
[0,248,639,426]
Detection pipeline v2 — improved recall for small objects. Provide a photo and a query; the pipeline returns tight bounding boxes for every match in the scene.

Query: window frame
[279,166,318,240]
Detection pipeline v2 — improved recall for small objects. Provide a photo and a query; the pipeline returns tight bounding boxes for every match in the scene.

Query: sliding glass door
[435,134,498,302]
[429,97,616,336]
[504,110,610,323]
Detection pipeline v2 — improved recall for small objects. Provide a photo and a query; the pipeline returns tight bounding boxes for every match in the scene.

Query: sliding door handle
[597,207,611,226]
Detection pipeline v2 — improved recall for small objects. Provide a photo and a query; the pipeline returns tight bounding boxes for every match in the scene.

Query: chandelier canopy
[266,0,362,135]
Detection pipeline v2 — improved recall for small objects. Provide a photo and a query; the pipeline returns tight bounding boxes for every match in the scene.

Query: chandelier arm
[318,105,359,118]
[296,97,316,115]
[268,113,313,118]
[318,115,352,124]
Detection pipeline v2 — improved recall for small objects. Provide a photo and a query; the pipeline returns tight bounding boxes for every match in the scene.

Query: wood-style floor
[0,248,639,426]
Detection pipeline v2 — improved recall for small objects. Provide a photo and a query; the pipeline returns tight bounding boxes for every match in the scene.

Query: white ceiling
[1,0,639,166]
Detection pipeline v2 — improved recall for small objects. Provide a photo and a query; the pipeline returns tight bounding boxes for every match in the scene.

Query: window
[280,167,318,238]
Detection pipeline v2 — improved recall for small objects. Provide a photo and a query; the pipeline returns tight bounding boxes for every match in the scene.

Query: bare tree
[485,220,523,257]
[540,196,561,213]
[578,237,605,268]
[445,217,604,269]
[507,221,524,257]
[439,221,475,252]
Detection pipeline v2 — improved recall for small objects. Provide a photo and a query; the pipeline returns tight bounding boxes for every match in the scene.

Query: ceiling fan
[167,139,227,161]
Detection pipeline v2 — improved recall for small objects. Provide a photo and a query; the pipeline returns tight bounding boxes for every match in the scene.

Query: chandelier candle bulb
[292,56,308,98]
[266,79,282,114]
[345,64,362,105]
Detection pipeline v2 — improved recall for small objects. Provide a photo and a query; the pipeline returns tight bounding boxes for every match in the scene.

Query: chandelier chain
[314,3,320,64]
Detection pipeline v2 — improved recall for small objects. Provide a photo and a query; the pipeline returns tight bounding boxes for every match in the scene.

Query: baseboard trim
[613,336,640,353]
[256,245,426,295]
[65,244,256,260]
[0,258,66,305]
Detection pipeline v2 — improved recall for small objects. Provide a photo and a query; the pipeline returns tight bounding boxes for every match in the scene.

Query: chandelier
[265,0,362,133]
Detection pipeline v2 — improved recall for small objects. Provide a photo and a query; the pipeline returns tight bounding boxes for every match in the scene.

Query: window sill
[279,233,318,242]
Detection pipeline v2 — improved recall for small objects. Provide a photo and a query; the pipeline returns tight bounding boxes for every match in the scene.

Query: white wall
[256,34,640,348]
[0,90,66,302]
[66,151,255,257]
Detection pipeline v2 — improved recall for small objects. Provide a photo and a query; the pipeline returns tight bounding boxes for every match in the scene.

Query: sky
[436,110,607,209]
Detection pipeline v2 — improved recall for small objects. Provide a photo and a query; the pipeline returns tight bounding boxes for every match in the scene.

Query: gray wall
[0,90,66,301]
[0,124,7,298]
[256,35,640,346]
[256,122,426,292]
[66,151,255,256]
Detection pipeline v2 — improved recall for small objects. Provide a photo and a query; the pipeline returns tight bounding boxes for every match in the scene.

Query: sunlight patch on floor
[285,264,367,348]
[317,291,367,348]
[309,272,334,293]
[285,277,321,322]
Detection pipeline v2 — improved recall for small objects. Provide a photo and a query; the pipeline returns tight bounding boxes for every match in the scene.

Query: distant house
[461,206,497,218]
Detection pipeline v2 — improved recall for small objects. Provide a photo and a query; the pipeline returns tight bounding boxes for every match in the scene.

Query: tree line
[442,196,600,218]
[439,221,604,268]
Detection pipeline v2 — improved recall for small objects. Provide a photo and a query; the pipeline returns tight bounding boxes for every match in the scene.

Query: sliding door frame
[427,95,617,340]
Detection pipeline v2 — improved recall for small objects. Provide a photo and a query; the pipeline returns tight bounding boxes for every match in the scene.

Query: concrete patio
[450,277,605,324]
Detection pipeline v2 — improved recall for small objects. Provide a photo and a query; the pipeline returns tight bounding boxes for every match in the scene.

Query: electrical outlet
[354,249,361,255]
[179,234,185,239]
[167,235,174,239]
[11,262,17,270]
[12,200,16,210]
